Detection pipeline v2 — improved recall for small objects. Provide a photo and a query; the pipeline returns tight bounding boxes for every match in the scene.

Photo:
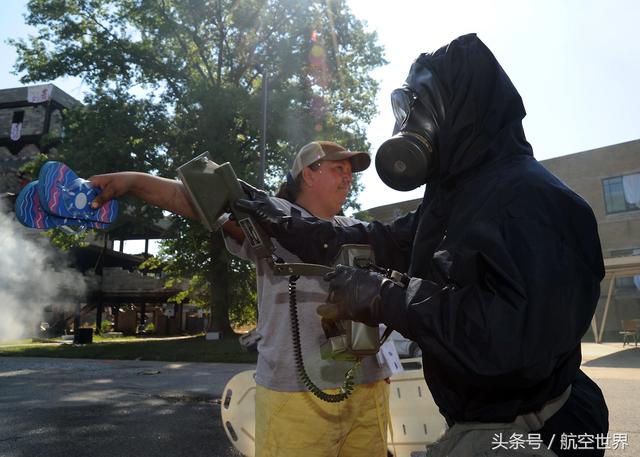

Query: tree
[12,0,386,334]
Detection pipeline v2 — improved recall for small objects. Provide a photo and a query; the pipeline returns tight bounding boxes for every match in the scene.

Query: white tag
[377,339,403,374]
[27,84,52,103]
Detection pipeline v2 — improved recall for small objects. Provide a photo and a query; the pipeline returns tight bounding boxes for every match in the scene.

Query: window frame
[602,174,640,215]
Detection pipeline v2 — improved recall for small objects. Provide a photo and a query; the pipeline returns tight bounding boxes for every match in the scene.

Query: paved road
[0,357,252,457]
[0,344,638,457]
[581,344,640,457]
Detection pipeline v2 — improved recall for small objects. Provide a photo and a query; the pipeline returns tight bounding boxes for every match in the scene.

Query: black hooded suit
[256,34,609,454]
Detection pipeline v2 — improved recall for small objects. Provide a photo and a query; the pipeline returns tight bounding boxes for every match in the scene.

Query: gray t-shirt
[224,197,392,391]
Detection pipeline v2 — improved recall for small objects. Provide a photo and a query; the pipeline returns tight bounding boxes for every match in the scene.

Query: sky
[2,0,640,252]
[348,0,640,209]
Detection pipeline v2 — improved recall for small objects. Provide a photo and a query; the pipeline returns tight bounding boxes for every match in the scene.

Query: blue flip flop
[38,161,118,224]
[15,181,108,230]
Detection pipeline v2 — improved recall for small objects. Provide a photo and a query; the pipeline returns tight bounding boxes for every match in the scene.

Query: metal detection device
[178,152,382,402]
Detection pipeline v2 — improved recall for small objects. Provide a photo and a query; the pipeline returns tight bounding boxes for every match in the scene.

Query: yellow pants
[255,380,390,457]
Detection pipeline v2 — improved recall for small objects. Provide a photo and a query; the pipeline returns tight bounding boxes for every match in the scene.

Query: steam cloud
[0,201,87,342]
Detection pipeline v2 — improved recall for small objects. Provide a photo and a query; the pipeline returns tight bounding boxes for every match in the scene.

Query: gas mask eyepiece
[375,87,435,191]
[390,88,416,130]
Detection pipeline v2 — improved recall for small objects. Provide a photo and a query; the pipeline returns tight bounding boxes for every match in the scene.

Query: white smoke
[0,200,87,342]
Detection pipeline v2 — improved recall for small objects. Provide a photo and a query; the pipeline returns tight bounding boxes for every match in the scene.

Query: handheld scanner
[178,152,337,276]
[320,244,381,360]
[177,152,274,259]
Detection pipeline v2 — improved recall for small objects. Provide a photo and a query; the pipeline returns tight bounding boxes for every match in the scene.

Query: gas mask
[375,65,445,191]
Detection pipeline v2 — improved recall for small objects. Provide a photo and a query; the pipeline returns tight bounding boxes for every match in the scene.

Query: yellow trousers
[255,380,390,457]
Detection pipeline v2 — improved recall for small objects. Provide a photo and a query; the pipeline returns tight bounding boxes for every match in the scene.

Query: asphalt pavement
[0,357,253,457]
[581,343,640,457]
[0,343,638,457]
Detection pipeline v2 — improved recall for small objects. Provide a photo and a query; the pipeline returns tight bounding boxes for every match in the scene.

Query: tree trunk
[208,235,234,335]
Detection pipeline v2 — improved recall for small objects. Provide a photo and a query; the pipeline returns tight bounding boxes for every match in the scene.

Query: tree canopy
[12,0,386,332]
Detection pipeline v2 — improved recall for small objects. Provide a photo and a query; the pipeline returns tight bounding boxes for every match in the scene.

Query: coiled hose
[288,275,357,403]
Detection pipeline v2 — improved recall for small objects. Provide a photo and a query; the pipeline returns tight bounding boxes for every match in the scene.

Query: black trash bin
[74,328,93,344]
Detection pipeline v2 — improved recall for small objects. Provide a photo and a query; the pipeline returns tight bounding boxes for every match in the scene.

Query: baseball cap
[289,141,371,179]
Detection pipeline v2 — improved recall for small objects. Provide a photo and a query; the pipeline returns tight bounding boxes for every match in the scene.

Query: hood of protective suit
[404,33,532,185]
[404,34,535,280]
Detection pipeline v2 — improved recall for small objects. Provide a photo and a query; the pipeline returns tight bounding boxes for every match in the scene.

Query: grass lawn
[0,334,257,364]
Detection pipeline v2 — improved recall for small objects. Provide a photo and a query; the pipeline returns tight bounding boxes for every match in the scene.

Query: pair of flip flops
[15,161,118,230]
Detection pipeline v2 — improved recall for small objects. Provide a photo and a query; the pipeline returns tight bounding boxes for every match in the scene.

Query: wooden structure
[67,242,189,336]
[0,84,81,194]
[0,84,187,336]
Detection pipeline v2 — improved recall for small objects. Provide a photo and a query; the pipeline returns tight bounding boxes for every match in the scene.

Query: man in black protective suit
[237,34,608,456]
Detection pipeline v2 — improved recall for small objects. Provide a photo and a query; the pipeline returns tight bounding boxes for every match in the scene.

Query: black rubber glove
[234,188,291,237]
[238,179,268,200]
[317,265,388,327]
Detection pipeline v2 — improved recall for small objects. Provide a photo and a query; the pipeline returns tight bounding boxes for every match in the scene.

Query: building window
[611,248,638,257]
[615,276,637,289]
[11,110,25,124]
[603,174,640,214]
